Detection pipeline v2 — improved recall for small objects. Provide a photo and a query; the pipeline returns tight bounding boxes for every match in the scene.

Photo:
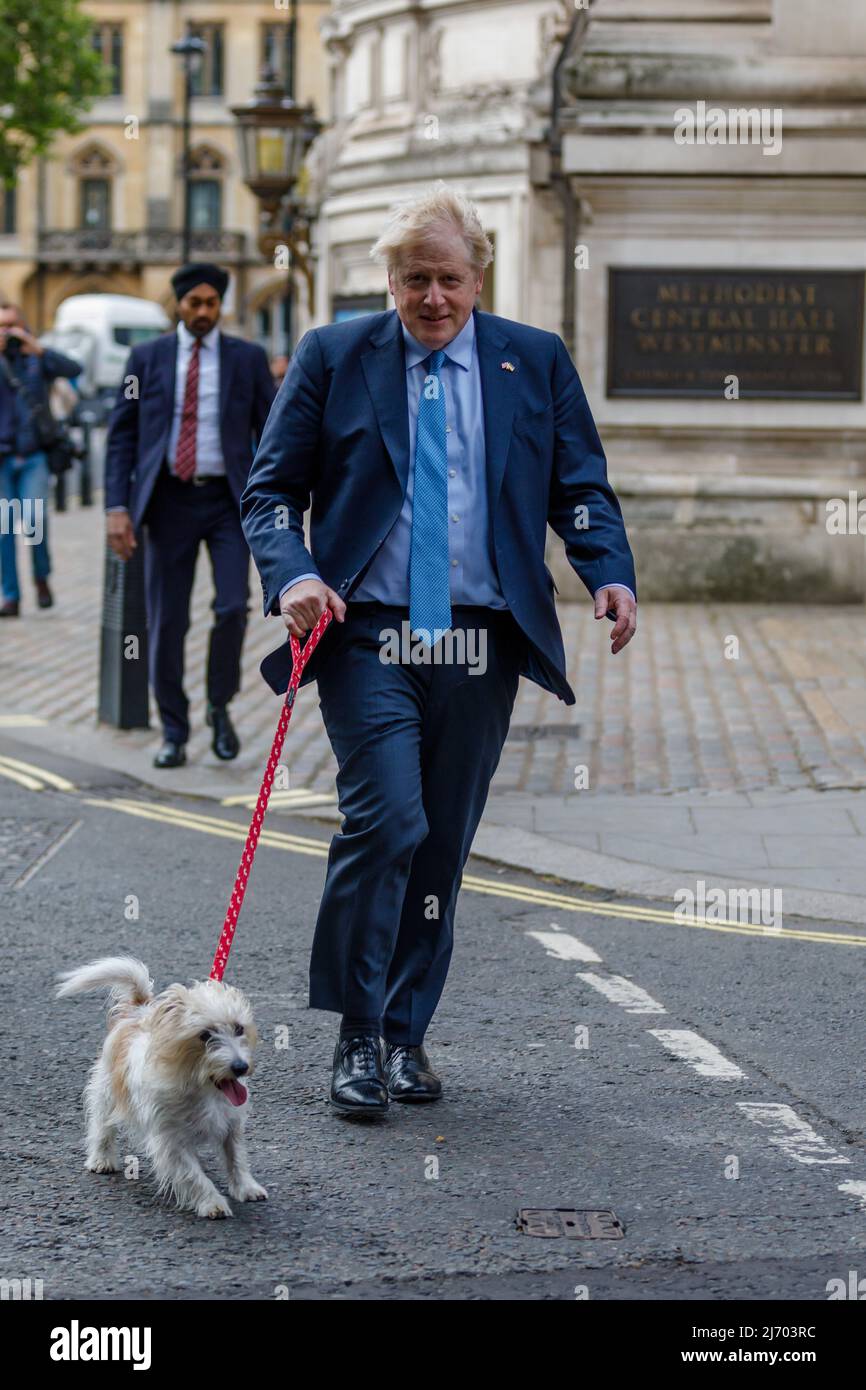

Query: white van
[41,294,171,401]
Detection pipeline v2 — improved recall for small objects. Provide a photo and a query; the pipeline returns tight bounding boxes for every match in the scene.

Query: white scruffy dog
[57,957,267,1218]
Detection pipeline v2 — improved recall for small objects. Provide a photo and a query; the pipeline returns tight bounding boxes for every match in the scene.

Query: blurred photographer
[0,302,81,617]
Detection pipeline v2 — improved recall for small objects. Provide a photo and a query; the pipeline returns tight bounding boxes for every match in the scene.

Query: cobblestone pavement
[3,496,866,921]
[4,496,866,796]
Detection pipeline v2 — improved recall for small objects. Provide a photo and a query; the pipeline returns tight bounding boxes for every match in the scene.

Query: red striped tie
[174,338,201,481]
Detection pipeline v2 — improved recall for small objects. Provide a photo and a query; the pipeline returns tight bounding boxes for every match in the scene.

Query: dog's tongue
[218,1078,248,1107]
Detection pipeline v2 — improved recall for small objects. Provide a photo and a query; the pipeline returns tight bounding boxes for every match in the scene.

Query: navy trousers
[309,602,526,1045]
[143,466,250,744]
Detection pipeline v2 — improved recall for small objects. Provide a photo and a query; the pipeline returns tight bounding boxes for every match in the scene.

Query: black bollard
[77,415,93,508]
[74,399,104,509]
[98,537,150,729]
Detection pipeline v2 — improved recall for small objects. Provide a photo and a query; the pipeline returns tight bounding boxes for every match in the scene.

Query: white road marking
[838,1181,866,1207]
[526,930,601,963]
[649,1029,745,1079]
[13,819,83,889]
[738,1103,851,1166]
[577,972,667,1014]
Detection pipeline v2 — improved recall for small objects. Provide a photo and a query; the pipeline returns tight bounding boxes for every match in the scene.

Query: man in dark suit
[241,187,637,1117]
[105,263,276,767]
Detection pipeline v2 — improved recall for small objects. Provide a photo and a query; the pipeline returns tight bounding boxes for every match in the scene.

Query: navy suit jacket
[0,347,81,456]
[241,307,636,707]
[104,331,276,530]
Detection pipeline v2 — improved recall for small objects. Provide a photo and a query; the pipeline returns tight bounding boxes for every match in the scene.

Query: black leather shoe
[36,580,53,609]
[383,1043,442,1103]
[330,1035,388,1118]
[153,740,186,769]
[207,703,240,760]
[0,600,19,618]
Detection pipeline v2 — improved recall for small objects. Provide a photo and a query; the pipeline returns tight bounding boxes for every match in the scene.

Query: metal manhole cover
[517,1208,624,1239]
[508,724,581,741]
[0,817,80,888]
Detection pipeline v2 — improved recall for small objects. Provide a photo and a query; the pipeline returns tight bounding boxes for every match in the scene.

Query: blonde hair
[370,184,494,272]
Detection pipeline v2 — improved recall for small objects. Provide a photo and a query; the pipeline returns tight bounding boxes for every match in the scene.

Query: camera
[2,331,22,359]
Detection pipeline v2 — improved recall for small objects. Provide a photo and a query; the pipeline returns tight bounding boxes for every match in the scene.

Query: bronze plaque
[607,268,864,400]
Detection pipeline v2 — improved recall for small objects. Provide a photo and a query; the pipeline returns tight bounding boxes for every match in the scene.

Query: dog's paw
[86,1156,119,1174]
[196,1194,233,1219]
[230,1178,268,1203]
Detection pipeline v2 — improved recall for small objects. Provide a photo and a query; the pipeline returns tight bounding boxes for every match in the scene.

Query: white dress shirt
[167,321,225,475]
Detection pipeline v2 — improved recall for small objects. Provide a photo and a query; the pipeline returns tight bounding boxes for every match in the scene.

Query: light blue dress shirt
[278,313,634,610]
[354,313,505,608]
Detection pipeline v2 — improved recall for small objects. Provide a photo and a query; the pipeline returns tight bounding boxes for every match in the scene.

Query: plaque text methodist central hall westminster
[607,269,864,400]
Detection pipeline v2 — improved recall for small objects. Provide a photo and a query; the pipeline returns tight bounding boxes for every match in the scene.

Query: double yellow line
[0,752,75,793]
[82,795,866,949]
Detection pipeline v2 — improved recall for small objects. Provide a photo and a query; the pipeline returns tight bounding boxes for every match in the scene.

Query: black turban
[171,262,229,302]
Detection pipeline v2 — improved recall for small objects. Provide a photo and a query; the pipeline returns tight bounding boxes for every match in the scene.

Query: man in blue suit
[105,264,275,767]
[241,187,637,1117]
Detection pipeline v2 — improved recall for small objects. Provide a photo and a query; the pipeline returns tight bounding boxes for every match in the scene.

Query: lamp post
[170,33,206,264]
[231,64,320,309]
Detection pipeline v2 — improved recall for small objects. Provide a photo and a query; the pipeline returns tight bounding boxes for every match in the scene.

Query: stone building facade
[3,0,863,598]
[545,0,866,600]
[316,0,866,599]
[0,0,329,347]
[312,0,567,325]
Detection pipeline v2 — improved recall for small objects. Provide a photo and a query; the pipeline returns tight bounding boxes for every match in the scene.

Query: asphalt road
[1,735,865,1301]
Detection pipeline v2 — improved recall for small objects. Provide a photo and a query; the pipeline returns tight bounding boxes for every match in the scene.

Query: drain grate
[0,817,80,888]
[508,724,581,742]
[517,1208,624,1240]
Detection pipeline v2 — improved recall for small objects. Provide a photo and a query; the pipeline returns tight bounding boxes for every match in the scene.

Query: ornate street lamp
[231,65,320,308]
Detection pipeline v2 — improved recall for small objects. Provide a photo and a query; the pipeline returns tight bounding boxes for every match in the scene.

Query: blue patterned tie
[409,348,452,644]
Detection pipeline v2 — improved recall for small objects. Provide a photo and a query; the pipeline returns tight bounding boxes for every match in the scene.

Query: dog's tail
[56,957,154,1020]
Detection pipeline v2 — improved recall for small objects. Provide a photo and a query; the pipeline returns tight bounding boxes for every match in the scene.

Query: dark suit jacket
[0,347,81,456]
[104,331,276,530]
[241,307,636,706]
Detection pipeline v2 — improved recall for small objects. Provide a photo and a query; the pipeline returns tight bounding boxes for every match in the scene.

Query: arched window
[70,145,118,232]
[188,146,224,231]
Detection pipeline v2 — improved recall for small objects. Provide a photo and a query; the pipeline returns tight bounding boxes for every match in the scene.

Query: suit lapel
[474,308,519,512]
[158,332,178,407]
[218,333,235,424]
[361,311,410,496]
[359,308,520,507]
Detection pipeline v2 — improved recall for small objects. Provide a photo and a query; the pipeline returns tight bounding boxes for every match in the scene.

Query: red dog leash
[210,606,333,982]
